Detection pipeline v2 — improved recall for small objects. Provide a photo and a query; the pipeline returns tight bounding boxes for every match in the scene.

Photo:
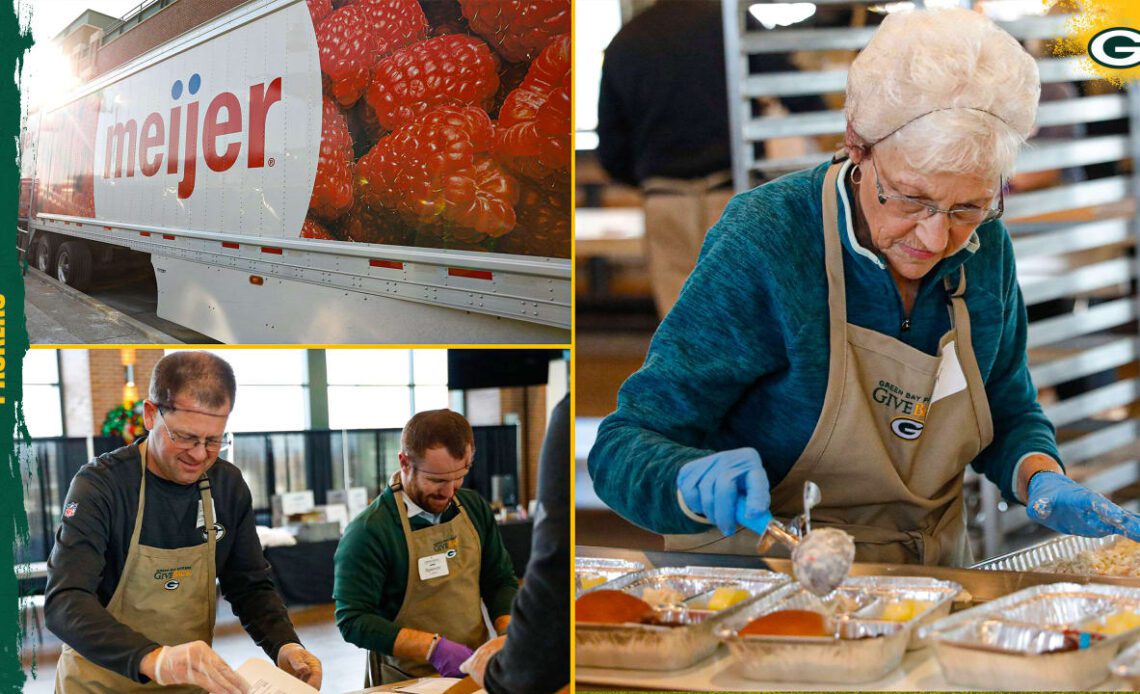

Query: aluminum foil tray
[575,557,644,596]
[1109,638,1140,688]
[918,582,1140,690]
[575,566,790,670]
[971,535,1139,577]
[715,576,960,683]
[840,575,962,650]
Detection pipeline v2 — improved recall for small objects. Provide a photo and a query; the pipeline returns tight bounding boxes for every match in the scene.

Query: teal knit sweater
[588,160,1061,535]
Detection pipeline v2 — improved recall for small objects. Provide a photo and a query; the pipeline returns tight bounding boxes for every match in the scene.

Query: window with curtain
[24,349,63,437]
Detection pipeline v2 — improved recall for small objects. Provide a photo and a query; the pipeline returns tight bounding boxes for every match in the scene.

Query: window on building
[327,349,449,430]
[165,349,309,432]
[575,0,622,150]
[24,349,63,437]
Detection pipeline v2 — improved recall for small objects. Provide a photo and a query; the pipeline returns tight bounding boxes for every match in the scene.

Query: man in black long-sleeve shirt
[465,394,569,693]
[596,0,823,316]
[46,351,321,692]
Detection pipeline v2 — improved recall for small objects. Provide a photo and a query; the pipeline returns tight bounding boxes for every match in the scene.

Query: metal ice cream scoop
[756,481,855,596]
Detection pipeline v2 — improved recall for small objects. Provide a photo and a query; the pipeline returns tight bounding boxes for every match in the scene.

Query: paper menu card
[236,658,318,694]
[391,678,463,693]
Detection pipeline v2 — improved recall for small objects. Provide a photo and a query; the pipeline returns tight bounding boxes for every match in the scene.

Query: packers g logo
[1088,28,1140,69]
[891,416,924,441]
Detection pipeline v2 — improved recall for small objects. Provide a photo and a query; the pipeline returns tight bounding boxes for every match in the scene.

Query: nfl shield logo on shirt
[63,502,78,518]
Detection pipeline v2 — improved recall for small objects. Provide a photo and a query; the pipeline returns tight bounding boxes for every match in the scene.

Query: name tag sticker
[418,553,450,581]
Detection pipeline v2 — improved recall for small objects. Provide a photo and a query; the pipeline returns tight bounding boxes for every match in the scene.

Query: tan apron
[642,171,736,317]
[56,440,218,693]
[366,473,488,686]
[666,162,994,567]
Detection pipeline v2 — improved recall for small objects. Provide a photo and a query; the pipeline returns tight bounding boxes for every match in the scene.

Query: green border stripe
[2,0,32,691]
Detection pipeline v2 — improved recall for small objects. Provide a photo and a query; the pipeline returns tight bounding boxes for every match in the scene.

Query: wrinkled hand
[277,643,322,690]
[1028,472,1140,541]
[460,634,505,688]
[428,637,474,678]
[153,641,248,694]
[677,448,772,536]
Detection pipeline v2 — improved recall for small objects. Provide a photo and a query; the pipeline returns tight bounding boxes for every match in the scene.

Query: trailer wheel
[56,241,93,291]
[31,234,57,274]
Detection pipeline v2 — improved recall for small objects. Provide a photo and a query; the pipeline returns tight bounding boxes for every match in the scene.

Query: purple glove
[428,637,474,678]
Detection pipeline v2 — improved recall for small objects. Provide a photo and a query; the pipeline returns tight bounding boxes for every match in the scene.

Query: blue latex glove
[1027,471,1140,541]
[677,448,773,536]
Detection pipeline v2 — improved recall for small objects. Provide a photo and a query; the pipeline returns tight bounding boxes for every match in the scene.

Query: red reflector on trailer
[139,231,151,237]
[448,268,493,281]
[369,259,403,270]
[261,246,283,255]
[222,242,239,249]
[250,276,264,286]
[162,234,175,240]
[103,226,113,231]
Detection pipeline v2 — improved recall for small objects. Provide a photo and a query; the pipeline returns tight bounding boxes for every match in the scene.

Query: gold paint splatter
[1052,0,1140,87]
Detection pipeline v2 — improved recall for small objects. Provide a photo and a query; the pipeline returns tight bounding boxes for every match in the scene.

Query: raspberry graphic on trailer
[494,179,569,258]
[301,217,336,240]
[495,34,570,185]
[365,34,500,132]
[306,0,332,26]
[308,95,355,222]
[355,105,518,241]
[458,0,569,63]
[316,0,427,107]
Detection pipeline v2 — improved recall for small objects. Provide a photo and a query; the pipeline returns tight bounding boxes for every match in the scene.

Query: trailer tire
[31,234,57,274]
[56,241,93,291]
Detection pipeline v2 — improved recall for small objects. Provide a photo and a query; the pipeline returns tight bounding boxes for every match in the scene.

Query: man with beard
[334,409,518,685]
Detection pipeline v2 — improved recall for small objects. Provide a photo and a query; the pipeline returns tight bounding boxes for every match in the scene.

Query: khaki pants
[642,173,735,317]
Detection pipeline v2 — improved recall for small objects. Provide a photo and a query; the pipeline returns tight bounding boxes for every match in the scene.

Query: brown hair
[401,409,474,462]
[149,351,237,411]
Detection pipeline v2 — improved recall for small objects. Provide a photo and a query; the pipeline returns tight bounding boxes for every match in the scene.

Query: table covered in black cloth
[264,540,339,606]
[266,520,535,605]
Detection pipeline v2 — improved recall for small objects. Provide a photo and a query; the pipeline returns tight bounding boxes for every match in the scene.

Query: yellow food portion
[1091,611,1140,635]
[708,587,751,611]
[879,599,935,622]
[579,574,607,591]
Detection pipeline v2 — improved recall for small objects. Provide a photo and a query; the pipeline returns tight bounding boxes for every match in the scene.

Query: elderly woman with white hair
[588,8,1140,566]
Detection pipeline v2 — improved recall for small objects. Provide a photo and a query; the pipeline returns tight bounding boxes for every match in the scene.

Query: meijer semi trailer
[19,0,571,343]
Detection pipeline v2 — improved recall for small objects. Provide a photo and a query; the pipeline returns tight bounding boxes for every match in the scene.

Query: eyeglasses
[411,462,471,485]
[154,405,231,452]
[870,158,1004,227]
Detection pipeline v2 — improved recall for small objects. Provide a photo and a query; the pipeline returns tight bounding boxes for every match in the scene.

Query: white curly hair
[844,7,1040,180]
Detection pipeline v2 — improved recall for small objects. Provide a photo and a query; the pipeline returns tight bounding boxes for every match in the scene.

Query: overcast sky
[16,0,143,111]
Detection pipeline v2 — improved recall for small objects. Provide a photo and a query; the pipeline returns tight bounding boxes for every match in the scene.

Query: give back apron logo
[873,380,930,440]
[878,340,969,440]
[433,536,459,559]
[155,565,192,590]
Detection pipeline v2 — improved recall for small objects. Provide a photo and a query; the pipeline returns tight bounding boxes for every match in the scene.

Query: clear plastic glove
[459,634,505,688]
[153,641,248,694]
[1028,471,1140,540]
[428,637,474,678]
[677,448,772,536]
[276,643,322,690]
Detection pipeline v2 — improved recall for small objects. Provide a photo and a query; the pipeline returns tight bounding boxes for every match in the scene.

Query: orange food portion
[739,609,829,637]
[576,590,653,624]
